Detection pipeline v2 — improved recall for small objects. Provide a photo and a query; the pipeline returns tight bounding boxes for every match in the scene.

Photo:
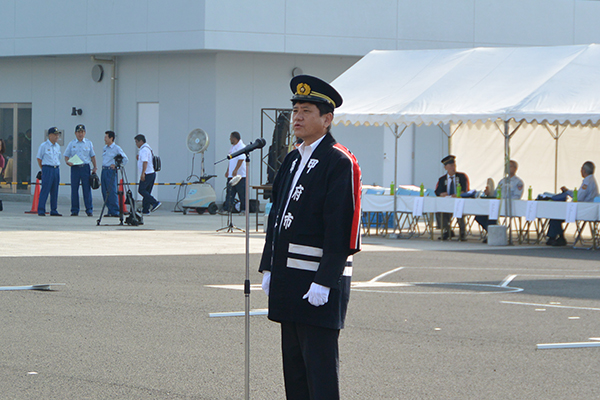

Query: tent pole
[389,124,408,236]
[554,126,559,193]
[394,124,398,233]
[504,121,513,245]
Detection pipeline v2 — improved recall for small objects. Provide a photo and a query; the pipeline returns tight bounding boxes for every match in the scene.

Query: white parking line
[369,267,405,282]
[501,301,600,311]
[500,274,518,287]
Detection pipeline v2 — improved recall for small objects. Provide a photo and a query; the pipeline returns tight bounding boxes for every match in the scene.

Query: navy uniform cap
[48,127,59,135]
[290,75,343,109]
[441,155,456,165]
[75,124,86,132]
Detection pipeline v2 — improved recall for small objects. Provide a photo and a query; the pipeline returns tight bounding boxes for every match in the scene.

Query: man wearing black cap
[36,127,62,216]
[259,75,362,399]
[435,155,470,240]
[63,124,97,216]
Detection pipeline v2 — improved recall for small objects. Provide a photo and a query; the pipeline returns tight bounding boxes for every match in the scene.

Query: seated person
[435,155,470,241]
[546,161,599,247]
[475,160,524,241]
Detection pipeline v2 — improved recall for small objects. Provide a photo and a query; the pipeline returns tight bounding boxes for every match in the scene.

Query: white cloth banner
[453,199,465,218]
[525,201,538,222]
[488,200,500,220]
[413,197,424,217]
[565,203,578,223]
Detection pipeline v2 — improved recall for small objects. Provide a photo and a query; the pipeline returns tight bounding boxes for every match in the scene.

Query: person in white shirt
[475,160,524,241]
[135,134,161,215]
[547,161,599,246]
[223,131,246,214]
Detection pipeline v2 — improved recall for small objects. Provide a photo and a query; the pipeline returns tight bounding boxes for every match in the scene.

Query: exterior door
[0,104,32,194]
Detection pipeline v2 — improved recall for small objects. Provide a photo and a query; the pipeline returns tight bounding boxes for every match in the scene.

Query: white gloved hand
[302,282,330,307]
[261,271,271,296]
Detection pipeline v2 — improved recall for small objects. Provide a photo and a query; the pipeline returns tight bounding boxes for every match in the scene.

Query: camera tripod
[97,164,143,226]
[217,181,244,233]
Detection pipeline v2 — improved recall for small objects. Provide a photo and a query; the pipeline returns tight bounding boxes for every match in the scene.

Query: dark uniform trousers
[435,172,469,239]
[281,321,340,400]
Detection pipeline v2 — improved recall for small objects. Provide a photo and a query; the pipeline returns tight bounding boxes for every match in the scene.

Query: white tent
[333,44,600,128]
[332,45,600,240]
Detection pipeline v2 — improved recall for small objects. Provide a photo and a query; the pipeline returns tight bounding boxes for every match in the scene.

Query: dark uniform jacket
[259,133,361,330]
[435,172,470,196]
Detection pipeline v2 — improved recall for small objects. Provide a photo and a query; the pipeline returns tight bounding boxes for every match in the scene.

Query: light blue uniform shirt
[567,174,599,202]
[102,143,128,167]
[63,138,95,164]
[36,140,61,166]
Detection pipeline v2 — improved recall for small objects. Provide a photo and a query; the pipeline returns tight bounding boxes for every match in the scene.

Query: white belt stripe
[288,243,323,257]
[287,258,319,272]
[286,259,353,277]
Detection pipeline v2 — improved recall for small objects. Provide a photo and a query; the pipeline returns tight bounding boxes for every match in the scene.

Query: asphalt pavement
[1,199,599,399]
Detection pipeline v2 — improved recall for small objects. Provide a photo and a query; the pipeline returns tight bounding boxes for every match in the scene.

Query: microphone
[227,138,267,159]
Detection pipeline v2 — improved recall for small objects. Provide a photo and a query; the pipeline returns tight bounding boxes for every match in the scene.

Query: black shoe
[482,237,488,244]
[50,213,62,217]
[546,237,556,246]
[71,213,78,216]
[439,231,450,241]
[553,237,567,247]
[38,213,45,216]
[87,213,93,217]
[104,214,119,217]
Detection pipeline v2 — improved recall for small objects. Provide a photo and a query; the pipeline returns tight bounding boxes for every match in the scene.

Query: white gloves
[262,273,330,307]
[261,271,271,296]
[303,282,330,307]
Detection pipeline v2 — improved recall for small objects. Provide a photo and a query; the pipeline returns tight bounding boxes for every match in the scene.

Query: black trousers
[225,177,246,211]
[281,321,340,400]
[437,212,466,237]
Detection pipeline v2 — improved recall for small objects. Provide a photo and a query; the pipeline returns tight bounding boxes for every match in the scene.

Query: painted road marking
[501,301,600,312]
[500,274,518,287]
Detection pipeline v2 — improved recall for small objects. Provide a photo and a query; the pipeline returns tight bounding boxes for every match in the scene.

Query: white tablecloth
[362,195,600,222]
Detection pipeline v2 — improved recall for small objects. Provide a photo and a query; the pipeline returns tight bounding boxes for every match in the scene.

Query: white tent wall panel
[556,126,600,190]
[452,121,600,198]
[414,124,449,190]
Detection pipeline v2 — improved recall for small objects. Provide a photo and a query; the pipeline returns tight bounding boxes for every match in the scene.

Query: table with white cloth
[361,194,600,248]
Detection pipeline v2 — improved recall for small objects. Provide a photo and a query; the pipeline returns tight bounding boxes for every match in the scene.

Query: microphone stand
[215,140,264,399]
[243,153,251,400]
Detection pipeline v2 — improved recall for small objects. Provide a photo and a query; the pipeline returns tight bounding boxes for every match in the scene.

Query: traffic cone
[119,179,127,213]
[25,179,41,214]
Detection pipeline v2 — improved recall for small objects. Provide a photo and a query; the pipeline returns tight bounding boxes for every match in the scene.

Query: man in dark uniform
[435,155,470,240]
[259,75,362,400]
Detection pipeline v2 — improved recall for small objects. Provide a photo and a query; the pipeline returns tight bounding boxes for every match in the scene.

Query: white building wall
[5,1,600,58]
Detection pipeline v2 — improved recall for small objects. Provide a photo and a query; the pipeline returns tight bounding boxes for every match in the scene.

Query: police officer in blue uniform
[101,130,128,217]
[63,124,97,216]
[36,127,62,216]
[259,75,362,400]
